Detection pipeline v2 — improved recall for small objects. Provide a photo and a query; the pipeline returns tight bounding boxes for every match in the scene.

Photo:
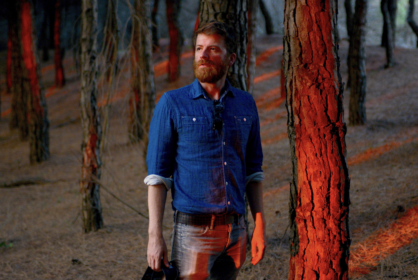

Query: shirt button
[223,142,226,145]
[244,118,246,121]
[224,162,227,166]
[228,201,230,205]
[226,182,228,185]
[193,118,196,122]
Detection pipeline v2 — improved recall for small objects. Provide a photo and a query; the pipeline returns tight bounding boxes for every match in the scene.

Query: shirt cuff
[144,174,173,190]
[245,172,264,186]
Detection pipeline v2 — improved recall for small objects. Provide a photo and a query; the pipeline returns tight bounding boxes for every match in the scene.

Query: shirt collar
[190,78,236,100]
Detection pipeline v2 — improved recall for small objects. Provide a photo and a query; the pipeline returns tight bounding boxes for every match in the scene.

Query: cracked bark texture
[21,0,50,164]
[198,0,248,91]
[80,0,103,233]
[349,0,368,125]
[129,0,156,147]
[283,0,350,277]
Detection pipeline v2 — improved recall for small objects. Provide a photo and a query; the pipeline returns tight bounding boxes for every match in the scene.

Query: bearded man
[145,21,265,280]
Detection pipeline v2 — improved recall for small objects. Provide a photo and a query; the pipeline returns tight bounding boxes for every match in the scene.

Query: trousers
[171,216,247,280]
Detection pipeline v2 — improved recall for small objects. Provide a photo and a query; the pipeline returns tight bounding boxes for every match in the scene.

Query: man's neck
[199,76,227,100]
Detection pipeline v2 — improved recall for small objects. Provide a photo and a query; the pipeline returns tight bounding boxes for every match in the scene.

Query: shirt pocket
[235,116,252,145]
[181,116,210,144]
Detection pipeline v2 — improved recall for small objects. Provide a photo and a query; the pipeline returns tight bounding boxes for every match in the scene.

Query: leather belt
[174,211,241,229]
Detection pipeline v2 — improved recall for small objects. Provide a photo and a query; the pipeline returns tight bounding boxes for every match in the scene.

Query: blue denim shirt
[146,79,263,215]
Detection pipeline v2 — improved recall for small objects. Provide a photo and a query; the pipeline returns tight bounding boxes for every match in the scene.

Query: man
[145,21,265,280]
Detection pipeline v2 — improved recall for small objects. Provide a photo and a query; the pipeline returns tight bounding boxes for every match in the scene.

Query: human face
[193,33,235,84]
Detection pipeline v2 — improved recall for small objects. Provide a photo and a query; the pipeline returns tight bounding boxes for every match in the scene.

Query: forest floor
[0,35,418,280]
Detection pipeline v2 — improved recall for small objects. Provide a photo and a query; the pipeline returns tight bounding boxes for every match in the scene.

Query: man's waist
[174,211,242,228]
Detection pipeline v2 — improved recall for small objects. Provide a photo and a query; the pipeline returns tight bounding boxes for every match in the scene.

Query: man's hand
[147,234,169,271]
[251,212,266,265]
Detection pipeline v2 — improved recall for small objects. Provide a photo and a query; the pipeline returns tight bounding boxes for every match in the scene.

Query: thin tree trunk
[382,0,394,67]
[7,28,13,94]
[103,0,118,83]
[21,0,50,164]
[381,0,397,47]
[54,0,65,87]
[129,0,156,147]
[284,0,350,277]
[345,0,353,88]
[407,0,418,47]
[198,0,248,91]
[80,0,103,233]
[151,0,160,52]
[259,0,274,35]
[247,0,258,95]
[166,0,183,82]
[349,0,368,126]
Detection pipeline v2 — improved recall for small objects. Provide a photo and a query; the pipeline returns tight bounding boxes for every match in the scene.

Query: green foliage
[0,241,13,248]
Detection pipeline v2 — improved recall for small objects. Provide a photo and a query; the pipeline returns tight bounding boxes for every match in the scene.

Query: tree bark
[259,0,274,35]
[7,28,13,94]
[21,0,50,163]
[349,0,368,126]
[103,0,118,83]
[247,0,258,95]
[54,0,65,87]
[381,0,397,48]
[129,0,156,146]
[166,0,183,82]
[407,0,418,47]
[345,0,353,88]
[198,0,248,91]
[151,0,160,52]
[284,0,350,277]
[80,0,103,233]
[381,0,394,67]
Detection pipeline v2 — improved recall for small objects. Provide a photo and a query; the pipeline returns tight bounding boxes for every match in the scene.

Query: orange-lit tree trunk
[284,0,350,277]
[407,0,418,47]
[54,0,65,87]
[80,0,103,233]
[151,0,160,52]
[349,0,368,125]
[129,0,156,145]
[166,0,183,82]
[21,0,50,164]
[103,0,118,83]
[198,0,248,91]
[246,0,258,95]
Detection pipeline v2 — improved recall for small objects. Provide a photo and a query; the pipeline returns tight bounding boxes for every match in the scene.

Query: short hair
[193,20,237,55]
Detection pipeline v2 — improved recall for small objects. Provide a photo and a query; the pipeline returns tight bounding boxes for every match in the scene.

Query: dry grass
[0,35,418,280]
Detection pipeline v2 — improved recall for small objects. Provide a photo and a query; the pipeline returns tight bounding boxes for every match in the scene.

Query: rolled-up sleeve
[245,101,263,176]
[146,93,177,178]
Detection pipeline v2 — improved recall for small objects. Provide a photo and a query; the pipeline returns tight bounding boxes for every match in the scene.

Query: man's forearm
[148,184,168,236]
[246,181,264,220]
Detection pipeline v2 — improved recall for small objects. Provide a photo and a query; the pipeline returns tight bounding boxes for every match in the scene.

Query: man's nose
[199,48,209,59]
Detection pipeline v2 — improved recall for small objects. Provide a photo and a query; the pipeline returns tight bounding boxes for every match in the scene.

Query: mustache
[197,59,215,66]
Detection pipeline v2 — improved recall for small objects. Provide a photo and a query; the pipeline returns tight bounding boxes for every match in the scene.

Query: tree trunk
[129,0,156,146]
[284,0,351,277]
[349,0,368,126]
[151,0,160,52]
[381,0,397,48]
[345,0,353,88]
[103,0,118,83]
[166,0,183,82]
[381,0,394,67]
[21,0,50,164]
[54,0,65,87]
[7,28,13,94]
[259,0,274,35]
[198,0,248,91]
[247,0,258,95]
[407,0,418,47]
[80,0,103,233]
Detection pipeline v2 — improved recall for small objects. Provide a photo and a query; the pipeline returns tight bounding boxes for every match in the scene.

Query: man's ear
[228,53,237,66]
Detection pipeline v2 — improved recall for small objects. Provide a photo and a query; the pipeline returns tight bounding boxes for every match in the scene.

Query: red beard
[193,58,229,83]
